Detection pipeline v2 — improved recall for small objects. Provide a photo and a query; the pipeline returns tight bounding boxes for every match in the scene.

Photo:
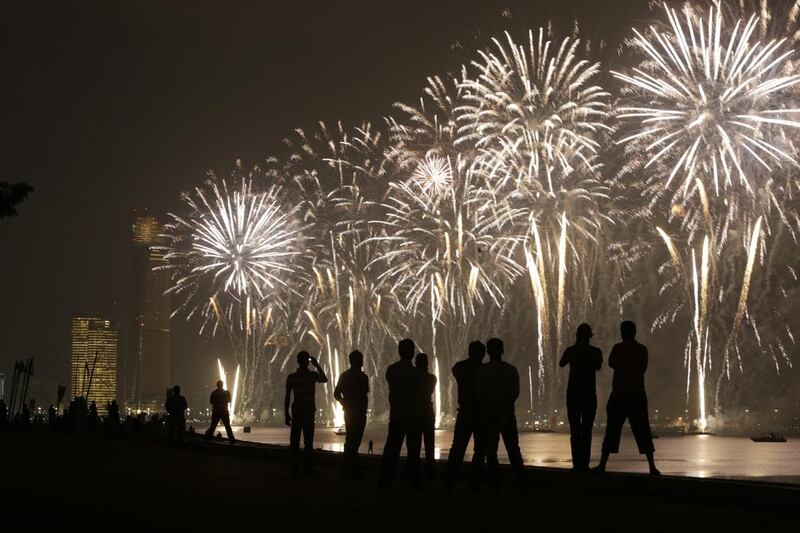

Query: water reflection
[230,427,800,484]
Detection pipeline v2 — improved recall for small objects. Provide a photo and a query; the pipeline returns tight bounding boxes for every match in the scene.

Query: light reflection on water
[228,426,800,484]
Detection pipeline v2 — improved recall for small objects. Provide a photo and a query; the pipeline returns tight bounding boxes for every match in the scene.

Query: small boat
[751,432,787,443]
[335,427,347,436]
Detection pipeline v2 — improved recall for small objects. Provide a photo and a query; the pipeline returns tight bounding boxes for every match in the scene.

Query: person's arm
[284,377,293,426]
[333,375,345,405]
[595,348,603,371]
[310,355,328,383]
[642,346,649,373]
[608,345,618,370]
[510,367,520,403]
[559,348,570,368]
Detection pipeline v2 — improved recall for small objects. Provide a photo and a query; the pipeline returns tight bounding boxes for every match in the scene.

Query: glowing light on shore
[217,358,240,421]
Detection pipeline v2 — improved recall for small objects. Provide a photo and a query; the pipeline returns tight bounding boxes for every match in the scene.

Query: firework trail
[458,27,617,412]
[268,122,404,423]
[460,28,613,191]
[613,1,800,235]
[161,177,306,414]
[615,2,800,428]
[367,172,524,416]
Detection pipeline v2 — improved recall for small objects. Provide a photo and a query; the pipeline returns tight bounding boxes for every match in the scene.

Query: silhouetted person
[378,338,423,488]
[204,380,236,444]
[595,321,660,475]
[475,338,524,486]
[368,440,374,455]
[47,404,57,429]
[165,385,188,445]
[444,340,486,489]
[106,400,120,429]
[560,323,603,471]
[19,403,31,429]
[285,351,328,475]
[88,400,100,428]
[334,350,369,477]
[415,352,437,479]
[0,399,8,430]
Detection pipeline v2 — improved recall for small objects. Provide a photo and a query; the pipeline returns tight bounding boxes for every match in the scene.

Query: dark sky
[4,0,751,410]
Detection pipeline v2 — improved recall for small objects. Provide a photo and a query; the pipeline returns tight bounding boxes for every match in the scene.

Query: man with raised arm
[285,351,328,476]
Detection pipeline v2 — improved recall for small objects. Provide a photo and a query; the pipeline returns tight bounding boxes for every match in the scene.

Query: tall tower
[126,212,171,410]
[70,317,118,411]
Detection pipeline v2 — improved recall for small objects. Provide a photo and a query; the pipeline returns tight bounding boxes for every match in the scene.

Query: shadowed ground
[2,430,797,531]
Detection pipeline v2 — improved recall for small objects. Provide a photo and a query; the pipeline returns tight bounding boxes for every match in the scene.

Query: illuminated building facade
[125,212,171,410]
[70,317,118,411]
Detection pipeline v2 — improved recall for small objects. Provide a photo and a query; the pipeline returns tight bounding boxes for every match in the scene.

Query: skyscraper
[70,317,118,411]
[125,211,171,410]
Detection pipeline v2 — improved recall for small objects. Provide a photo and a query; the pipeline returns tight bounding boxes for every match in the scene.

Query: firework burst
[460,28,612,191]
[161,177,305,412]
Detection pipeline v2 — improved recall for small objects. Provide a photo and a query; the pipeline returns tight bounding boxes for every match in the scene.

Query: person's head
[415,352,429,370]
[576,323,593,344]
[172,385,181,395]
[297,351,310,368]
[468,340,486,361]
[216,380,224,390]
[486,338,504,360]
[349,350,364,369]
[620,320,637,340]
[398,338,415,360]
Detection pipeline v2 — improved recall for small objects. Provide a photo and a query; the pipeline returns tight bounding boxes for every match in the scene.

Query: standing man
[165,385,188,445]
[204,380,235,444]
[414,352,437,479]
[334,350,369,478]
[444,340,486,489]
[595,321,660,475]
[285,351,328,476]
[475,338,524,486]
[559,324,603,471]
[378,338,422,488]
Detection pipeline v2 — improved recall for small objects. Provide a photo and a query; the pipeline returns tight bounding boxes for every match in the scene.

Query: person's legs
[343,410,356,474]
[469,421,485,489]
[405,422,422,487]
[378,420,406,487]
[349,412,367,474]
[166,418,175,445]
[566,396,583,469]
[501,415,525,481]
[482,418,501,488]
[597,394,625,471]
[628,393,659,475]
[204,412,220,439]
[176,418,186,444]
[302,411,315,473]
[445,411,472,485]
[221,413,235,442]
[579,396,597,470]
[290,414,303,473]
[423,415,436,478]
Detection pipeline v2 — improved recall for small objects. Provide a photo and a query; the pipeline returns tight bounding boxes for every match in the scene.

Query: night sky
[1,1,793,412]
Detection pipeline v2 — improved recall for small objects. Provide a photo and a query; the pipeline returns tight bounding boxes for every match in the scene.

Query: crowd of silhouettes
[1,319,660,485]
[322,321,660,487]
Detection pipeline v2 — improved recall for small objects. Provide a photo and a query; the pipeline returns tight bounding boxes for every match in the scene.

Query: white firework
[411,155,455,196]
[460,28,612,191]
